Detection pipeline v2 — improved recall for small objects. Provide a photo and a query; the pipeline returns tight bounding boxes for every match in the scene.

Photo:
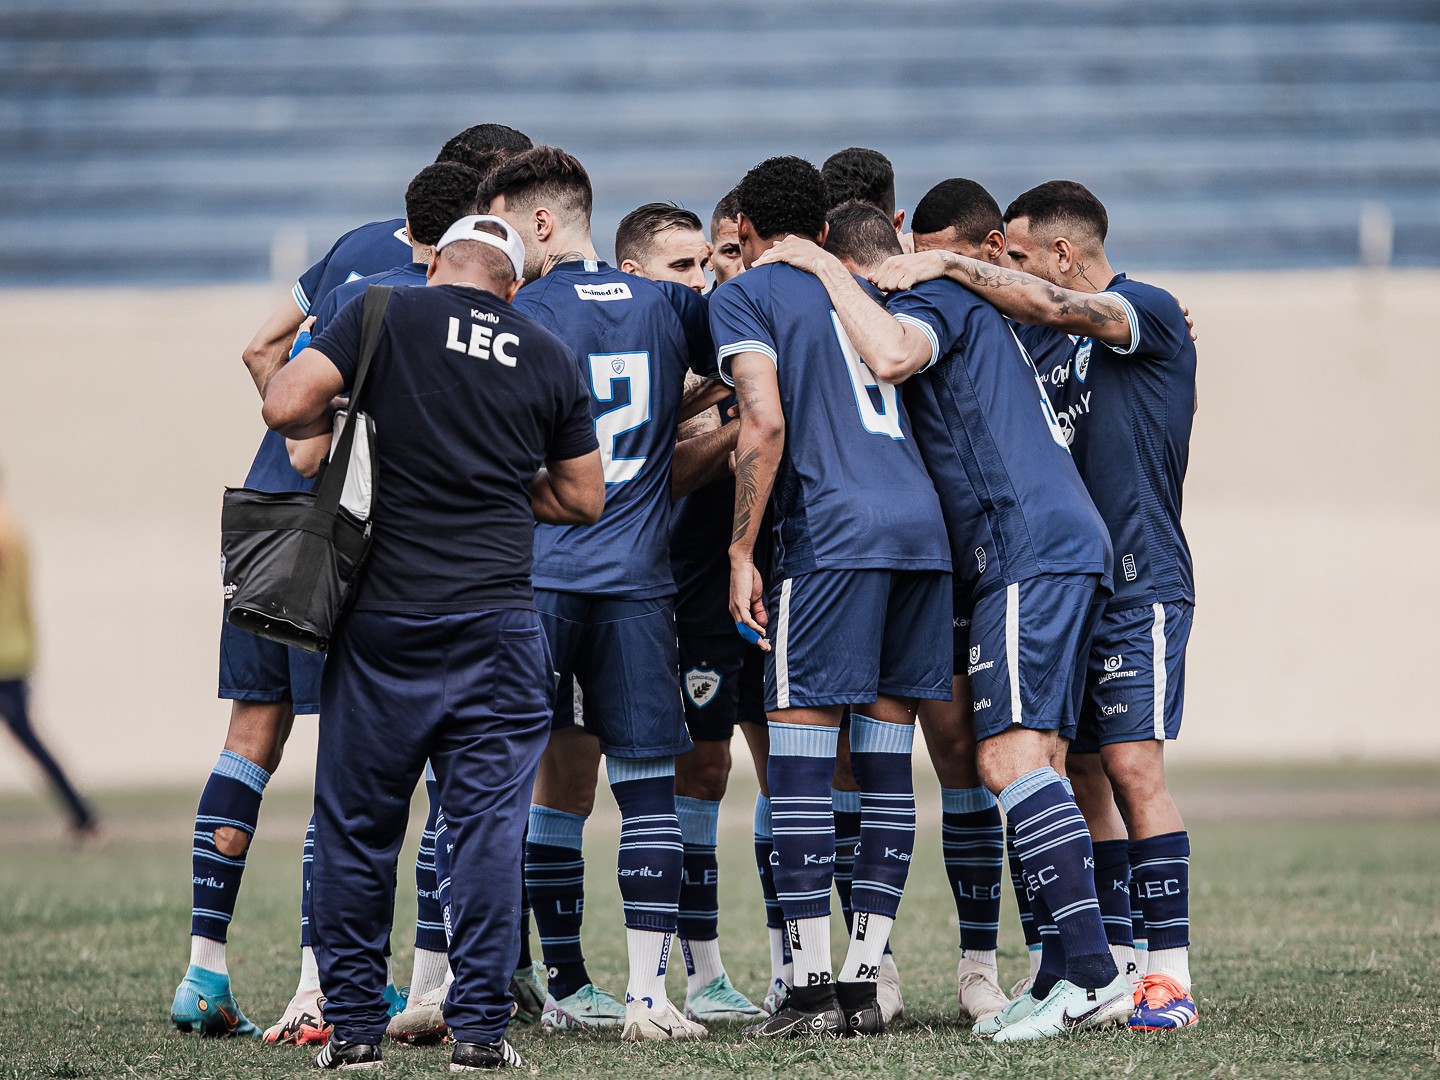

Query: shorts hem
[975,715,1067,742]
[599,741,695,760]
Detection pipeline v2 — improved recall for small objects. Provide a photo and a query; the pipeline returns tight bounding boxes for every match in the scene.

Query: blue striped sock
[1092,839,1134,949]
[299,815,315,948]
[848,715,915,921]
[753,794,784,932]
[831,788,861,930]
[1130,831,1190,951]
[524,805,588,1000]
[767,722,839,921]
[942,786,1003,955]
[1001,767,1117,991]
[676,796,720,942]
[607,757,682,934]
[190,749,269,945]
[413,768,447,953]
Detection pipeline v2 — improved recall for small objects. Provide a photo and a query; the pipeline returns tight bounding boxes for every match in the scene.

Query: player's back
[892,278,1112,597]
[710,262,949,580]
[515,260,712,598]
[292,219,410,317]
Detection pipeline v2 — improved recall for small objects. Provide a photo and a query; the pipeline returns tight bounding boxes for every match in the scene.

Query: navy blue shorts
[956,574,1103,743]
[218,610,323,715]
[1072,601,1193,754]
[765,569,951,710]
[678,630,765,741]
[535,591,692,759]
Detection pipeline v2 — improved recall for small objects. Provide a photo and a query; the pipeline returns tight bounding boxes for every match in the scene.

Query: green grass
[1,766,1438,1078]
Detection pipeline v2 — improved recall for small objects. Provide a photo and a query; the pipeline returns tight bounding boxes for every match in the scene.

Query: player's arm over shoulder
[1105,280,1193,361]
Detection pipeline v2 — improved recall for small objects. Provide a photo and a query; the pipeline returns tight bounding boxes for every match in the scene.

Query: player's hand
[752,235,831,276]
[1179,303,1198,342]
[729,557,770,651]
[869,250,949,292]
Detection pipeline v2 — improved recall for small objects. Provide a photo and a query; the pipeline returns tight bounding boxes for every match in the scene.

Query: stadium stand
[0,0,1436,283]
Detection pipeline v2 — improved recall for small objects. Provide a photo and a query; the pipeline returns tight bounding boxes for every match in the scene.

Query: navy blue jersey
[709,264,949,580]
[1019,274,1196,609]
[310,261,428,335]
[514,260,718,598]
[292,218,409,316]
[889,279,1112,599]
[308,283,597,613]
[244,223,411,495]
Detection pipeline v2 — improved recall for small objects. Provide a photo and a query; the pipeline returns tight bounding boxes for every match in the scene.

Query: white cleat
[956,957,1009,1025]
[991,973,1133,1043]
[877,952,904,1025]
[386,979,450,1045]
[540,983,627,1031]
[621,996,707,1042]
[684,974,765,1022]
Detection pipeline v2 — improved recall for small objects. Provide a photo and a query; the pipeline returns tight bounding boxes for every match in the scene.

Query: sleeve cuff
[716,340,779,386]
[1099,291,1140,355]
[893,312,941,371]
[292,281,311,315]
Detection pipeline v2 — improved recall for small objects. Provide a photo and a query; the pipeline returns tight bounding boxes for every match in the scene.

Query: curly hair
[734,156,827,242]
[821,147,895,215]
[434,124,533,171]
[404,162,483,247]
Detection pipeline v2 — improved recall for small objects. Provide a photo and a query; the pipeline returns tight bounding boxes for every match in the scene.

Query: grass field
[1,764,1437,1079]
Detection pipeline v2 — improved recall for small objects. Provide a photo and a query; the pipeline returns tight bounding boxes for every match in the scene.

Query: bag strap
[314,284,392,515]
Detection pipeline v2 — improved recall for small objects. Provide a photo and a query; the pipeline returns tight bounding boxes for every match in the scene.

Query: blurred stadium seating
[1,0,1437,282]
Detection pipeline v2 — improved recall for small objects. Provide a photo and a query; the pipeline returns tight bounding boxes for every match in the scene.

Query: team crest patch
[684,667,721,709]
[1075,339,1093,382]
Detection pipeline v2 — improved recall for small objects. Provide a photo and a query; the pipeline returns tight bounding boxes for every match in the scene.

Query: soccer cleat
[991,973,1133,1043]
[877,952,904,1024]
[956,957,1009,1025]
[1128,973,1198,1031]
[510,962,546,1025]
[539,982,627,1031]
[383,983,408,1018]
[621,996,707,1042]
[743,984,847,1039]
[835,981,884,1037]
[170,965,262,1038]
[450,1038,528,1070]
[973,987,1039,1039]
[313,1037,382,1070]
[263,989,331,1046]
[386,979,450,1044]
[762,977,790,1016]
[684,974,765,1022]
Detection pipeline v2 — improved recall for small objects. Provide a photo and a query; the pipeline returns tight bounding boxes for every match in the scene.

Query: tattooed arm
[671,415,739,500]
[728,353,785,649]
[870,251,1134,347]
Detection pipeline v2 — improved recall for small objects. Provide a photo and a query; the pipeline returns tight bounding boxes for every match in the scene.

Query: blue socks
[607,756,682,934]
[191,749,270,946]
[1006,819,1043,976]
[1000,767,1117,991]
[524,805,589,1000]
[299,816,315,949]
[676,795,720,943]
[1092,838,1135,951]
[1130,830,1191,952]
[414,771,447,953]
[753,794,784,933]
[831,788,861,929]
[767,722,839,921]
[848,715,915,922]
[942,786,1003,958]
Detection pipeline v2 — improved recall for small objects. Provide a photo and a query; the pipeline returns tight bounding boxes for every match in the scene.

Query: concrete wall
[0,270,1436,794]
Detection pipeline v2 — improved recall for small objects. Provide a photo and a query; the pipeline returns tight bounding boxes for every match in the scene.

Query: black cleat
[312,1038,382,1070]
[451,1039,528,1070]
[742,984,847,1038]
[836,980,885,1037]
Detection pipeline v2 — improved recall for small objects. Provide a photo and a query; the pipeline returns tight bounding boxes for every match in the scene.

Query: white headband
[436,214,526,282]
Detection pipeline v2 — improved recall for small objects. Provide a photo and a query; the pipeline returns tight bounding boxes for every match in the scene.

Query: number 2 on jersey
[588,351,651,483]
[831,312,903,439]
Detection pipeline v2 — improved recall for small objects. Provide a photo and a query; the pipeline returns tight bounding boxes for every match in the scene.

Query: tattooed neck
[547,250,589,268]
[1071,261,1100,291]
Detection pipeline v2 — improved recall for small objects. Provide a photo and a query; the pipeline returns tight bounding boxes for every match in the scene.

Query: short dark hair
[440,218,517,284]
[404,162,483,247]
[434,124,533,171]
[821,147,896,216]
[710,188,741,234]
[911,178,1003,247]
[615,203,704,266]
[734,156,827,242]
[824,200,902,270]
[1003,180,1109,246]
[478,146,593,225]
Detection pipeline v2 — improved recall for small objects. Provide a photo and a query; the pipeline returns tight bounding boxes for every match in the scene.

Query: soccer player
[264,214,604,1071]
[821,147,908,243]
[713,156,953,1038]
[871,178,1199,1033]
[882,180,1200,1030]
[708,190,745,287]
[616,201,769,1022]
[756,173,1132,1042]
[483,147,720,1042]
[170,125,529,1041]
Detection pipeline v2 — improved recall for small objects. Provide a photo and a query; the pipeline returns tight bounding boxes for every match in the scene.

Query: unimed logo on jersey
[574,282,633,302]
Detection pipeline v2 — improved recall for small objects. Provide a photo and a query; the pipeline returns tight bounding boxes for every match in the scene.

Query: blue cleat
[170,965,261,1038]
[1129,973,1198,1031]
[384,982,409,1018]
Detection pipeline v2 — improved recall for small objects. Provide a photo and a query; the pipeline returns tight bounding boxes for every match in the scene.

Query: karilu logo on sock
[855,912,869,941]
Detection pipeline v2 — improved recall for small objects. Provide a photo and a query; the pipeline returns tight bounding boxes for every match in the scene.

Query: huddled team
[170,121,1198,1069]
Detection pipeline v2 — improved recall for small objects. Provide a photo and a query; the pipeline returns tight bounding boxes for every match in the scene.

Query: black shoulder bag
[219,284,392,652]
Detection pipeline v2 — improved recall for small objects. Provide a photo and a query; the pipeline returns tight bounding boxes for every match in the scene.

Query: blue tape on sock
[998,767,1061,814]
[768,721,839,759]
[606,756,675,784]
[527,805,586,850]
[675,796,720,847]
[753,793,772,840]
[849,714,915,756]
[942,786,998,814]
[214,749,271,795]
[832,788,862,814]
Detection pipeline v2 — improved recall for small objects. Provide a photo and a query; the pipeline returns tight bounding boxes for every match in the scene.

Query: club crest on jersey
[1075,339,1093,382]
[611,357,627,375]
[684,667,721,709]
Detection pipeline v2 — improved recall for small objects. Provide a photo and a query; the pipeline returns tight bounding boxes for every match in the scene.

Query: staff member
[263,215,604,1071]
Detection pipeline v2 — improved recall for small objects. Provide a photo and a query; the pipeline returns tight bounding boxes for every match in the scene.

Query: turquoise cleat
[170,965,261,1038]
